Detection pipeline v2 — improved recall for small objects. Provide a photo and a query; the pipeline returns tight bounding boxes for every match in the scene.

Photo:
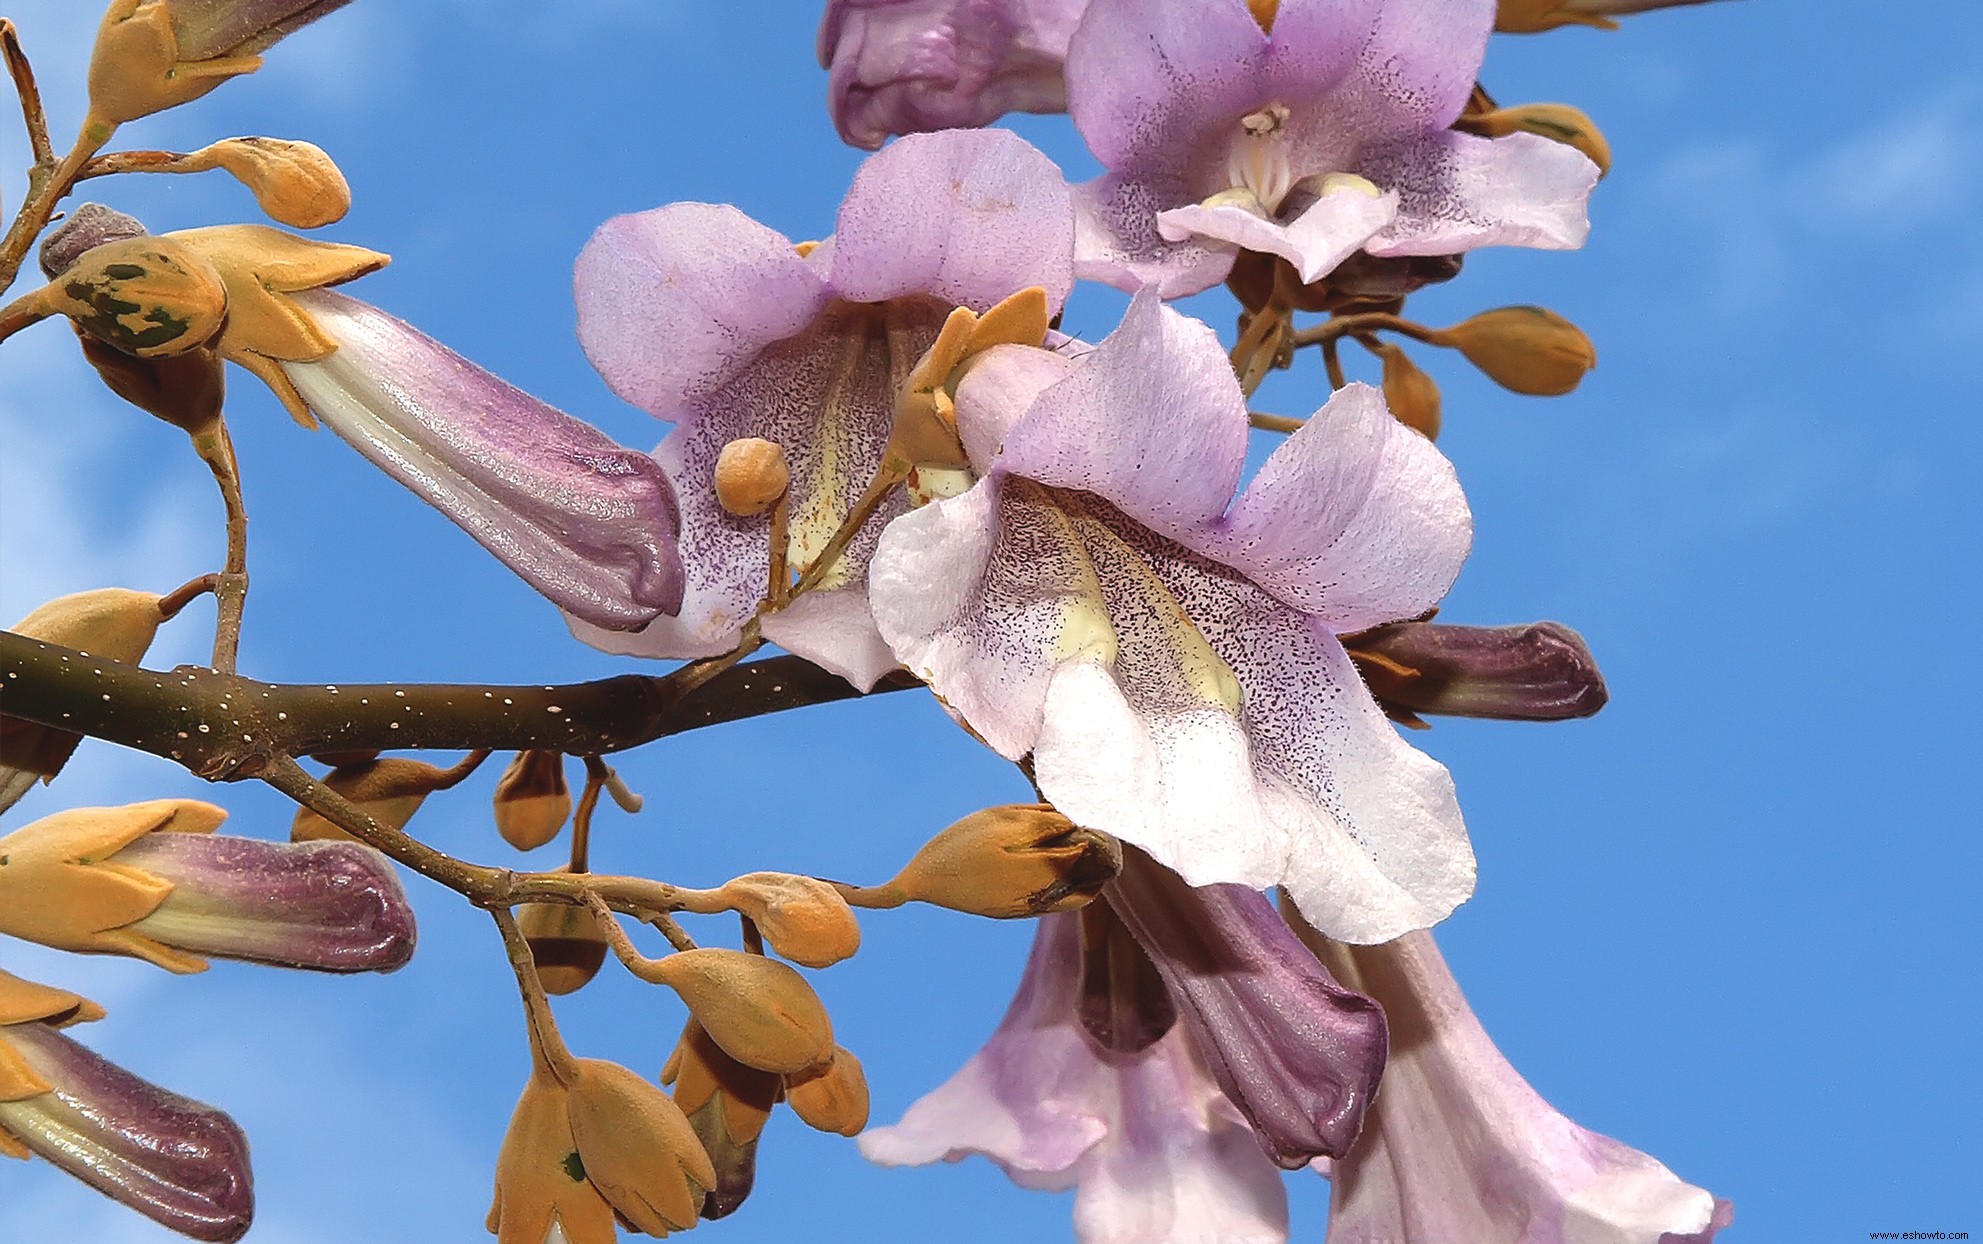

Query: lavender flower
[819,0,1088,149]
[861,913,1292,1244]
[282,290,685,632]
[1348,619,1609,721]
[869,291,1476,943]
[570,128,1072,687]
[1304,926,1732,1243]
[1064,0,1598,295]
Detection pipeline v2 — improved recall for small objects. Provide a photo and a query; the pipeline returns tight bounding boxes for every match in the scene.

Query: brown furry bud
[48,236,228,360]
[517,899,608,996]
[1376,343,1441,439]
[785,1046,870,1136]
[711,873,861,969]
[887,804,1121,919]
[712,438,790,517]
[492,751,570,852]
[650,949,834,1075]
[1430,306,1595,397]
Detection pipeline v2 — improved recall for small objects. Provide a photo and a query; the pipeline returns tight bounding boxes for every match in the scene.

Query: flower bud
[1462,103,1611,175]
[887,804,1121,919]
[493,751,571,852]
[517,899,608,996]
[87,0,263,126]
[784,1046,870,1136]
[2,589,169,815]
[1347,620,1609,722]
[168,0,356,59]
[0,997,252,1242]
[1496,0,1722,34]
[180,137,352,229]
[1429,306,1595,397]
[712,873,861,968]
[650,949,835,1075]
[45,235,229,359]
[662,1019,780,1219]
[39,204,149,279]
[0,800,415,974]
[713,437,791,518]
[565,1059,717,1236]
[1376,342,1441,439]
[289,757,456,843]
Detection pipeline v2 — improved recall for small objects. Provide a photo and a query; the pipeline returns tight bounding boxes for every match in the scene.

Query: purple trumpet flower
[1104,849,1387,1168]
[1063,0,1598,296]
[113,832,417,973]
[282,290,685,632]
[0,1021,253,1242]
[819,0,1088,149]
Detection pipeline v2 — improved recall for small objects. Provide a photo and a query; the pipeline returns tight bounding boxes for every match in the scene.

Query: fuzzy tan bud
[785,1046,870,1136]
[1496,0,1723,33]
[712,437,790,518]
[87,0,263,126]
[887,804,1121,919]
[650,949,834,1075]
[1430,306,1596,397]
[1462,103,1611,175]
[3,590,169,813]
[183,138,352,229]
[566,1059,717,1236]
[46,236,229,360]
[1376,343,1441,440]
[712,873,861,968]
[492,751,570,852]
[661,1019,779,1220]
[289,757,454,843]
[517,899,607,996]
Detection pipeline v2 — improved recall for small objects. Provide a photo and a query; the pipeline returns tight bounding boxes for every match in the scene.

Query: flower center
[1227,103,1295,213]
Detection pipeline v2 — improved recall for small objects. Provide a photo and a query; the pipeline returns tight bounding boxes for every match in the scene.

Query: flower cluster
[0,0,1735,1238]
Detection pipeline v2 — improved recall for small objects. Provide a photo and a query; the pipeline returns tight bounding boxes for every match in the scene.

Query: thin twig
[0,121,116,295]
[1289,312,1438,349]
[0,22,51,168]
[155,574,220,621]
[1248,411,1306,434]
[1322,336,1348,390]
[491,906,580,1086]
[190,420,249,673]
[73,149,184,181]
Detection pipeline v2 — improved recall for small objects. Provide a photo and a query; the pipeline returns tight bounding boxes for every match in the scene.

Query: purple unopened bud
[1349,620,1609,722]
[0,1022,253,1242]
[1105,849,1387,1169]
[38,203,151,278]
[168,0,355,60]
[112,833,416,972]
[280,289,686,632]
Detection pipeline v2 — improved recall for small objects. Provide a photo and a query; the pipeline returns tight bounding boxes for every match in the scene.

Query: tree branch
[0,629,922,780]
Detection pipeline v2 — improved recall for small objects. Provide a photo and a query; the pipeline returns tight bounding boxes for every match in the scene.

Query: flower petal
[1064,0,1269,172]
[819,0,1086,149]
[828,129,1076,313]
[285,291,684,631]
[1156,185,1397,285]
[1073,170,1242,298]
[574,202,830,424]
[1364,130,1597,258]
[760,589,902,692]
[1309,929,1730,1244]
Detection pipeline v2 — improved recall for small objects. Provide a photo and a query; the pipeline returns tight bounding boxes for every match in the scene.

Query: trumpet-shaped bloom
[282,290,684,632]
[1307,928,1732,1244]
[1065,0,1598,296]
[861,912,1291,1244]
[819,0,1088,149]
[571,128,1073,688]
[869,292,1474,942]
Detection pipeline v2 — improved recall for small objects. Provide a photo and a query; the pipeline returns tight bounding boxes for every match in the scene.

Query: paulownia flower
[0,972,253,1242]
[569,127,1073,688]
[819,0,1088,149]
[1064,0,1598,295]
[861,911,1293,1244]
[869,291,1474,943]
[0,799,416,974]
[281,289,685,632]
[1300,923,1733,1243]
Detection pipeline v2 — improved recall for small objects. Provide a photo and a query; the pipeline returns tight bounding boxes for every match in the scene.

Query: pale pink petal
[1156,185,1398,286]
[1311,930,1731,1244]
[574,203,828,423]
[760,590,902,692]
[1199,382,1471,632]
[953,342,1078,473]
[1073,175,1239,297]
[828,129,1076,312]
[1063,0,1270,171]
[1365,130,1597,259]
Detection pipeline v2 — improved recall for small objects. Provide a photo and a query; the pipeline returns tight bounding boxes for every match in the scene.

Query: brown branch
[0,21,51,168]
[0,628,923,780]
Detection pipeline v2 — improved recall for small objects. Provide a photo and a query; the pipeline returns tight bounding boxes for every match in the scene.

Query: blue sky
[1,0,1978,1240]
